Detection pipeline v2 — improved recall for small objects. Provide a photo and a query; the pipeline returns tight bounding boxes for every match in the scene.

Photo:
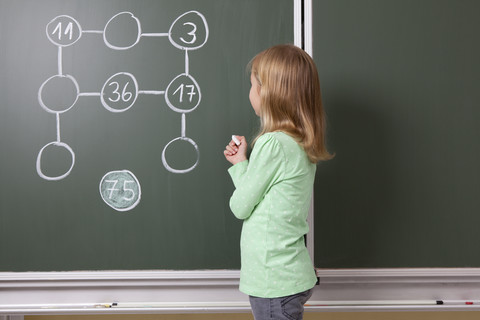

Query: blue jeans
[249,289,313,320]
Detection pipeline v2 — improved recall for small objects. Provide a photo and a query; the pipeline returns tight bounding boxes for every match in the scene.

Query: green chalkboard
[313,0,480,268]
[0,0,294,271]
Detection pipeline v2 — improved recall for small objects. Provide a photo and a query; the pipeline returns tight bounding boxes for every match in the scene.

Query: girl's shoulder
[260,131,311,159]
[257,131,297,147]
[255,132,303,159]
[257,131,288,140]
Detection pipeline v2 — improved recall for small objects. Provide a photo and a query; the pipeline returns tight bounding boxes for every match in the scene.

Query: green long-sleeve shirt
[228,131,317,298]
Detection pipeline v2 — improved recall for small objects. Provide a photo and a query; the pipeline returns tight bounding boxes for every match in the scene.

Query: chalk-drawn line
[82,30,103,34]
[138,90,165,95]
[78,92,101,97]
[181,113,186,138]
[141,33,169,37]
[58,46,62,75]
[185,50,189,76]
[56,113,61,142]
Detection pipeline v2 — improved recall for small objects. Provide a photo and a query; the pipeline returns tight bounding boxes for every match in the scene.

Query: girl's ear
[254,73,262,87]
[253,75,262,95]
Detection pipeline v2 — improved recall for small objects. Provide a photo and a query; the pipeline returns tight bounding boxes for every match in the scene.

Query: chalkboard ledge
[2,269,480,315]
[0,270,246,314]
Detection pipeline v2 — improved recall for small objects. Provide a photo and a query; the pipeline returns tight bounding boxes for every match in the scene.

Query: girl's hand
[224,135,248,165]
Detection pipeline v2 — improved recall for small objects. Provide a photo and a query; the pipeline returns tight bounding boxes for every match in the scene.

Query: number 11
[52,21,74,40]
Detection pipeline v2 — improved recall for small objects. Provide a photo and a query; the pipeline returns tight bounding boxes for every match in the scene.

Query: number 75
[105,179,136,201]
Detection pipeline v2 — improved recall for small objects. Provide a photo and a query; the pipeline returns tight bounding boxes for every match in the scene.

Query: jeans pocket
[281,289,313,320]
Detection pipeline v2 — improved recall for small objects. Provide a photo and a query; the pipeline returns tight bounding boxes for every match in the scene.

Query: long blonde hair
[249,44,333,163]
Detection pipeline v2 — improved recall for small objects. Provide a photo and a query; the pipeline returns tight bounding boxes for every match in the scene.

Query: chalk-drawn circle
[99,170,141,212]
[165,73,201,113]
[101,72,139,113]
[162,137,199,174]
[169,11,209,50]
[38,74,79,114]
[36,141,75,181]
[103,12,141,50]
[46,15,82,47]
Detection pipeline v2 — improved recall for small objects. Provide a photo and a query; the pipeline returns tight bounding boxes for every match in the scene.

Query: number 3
[180,22,197,44]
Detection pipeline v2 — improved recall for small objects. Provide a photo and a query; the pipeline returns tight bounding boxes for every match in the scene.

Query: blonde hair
[249,44,333,163]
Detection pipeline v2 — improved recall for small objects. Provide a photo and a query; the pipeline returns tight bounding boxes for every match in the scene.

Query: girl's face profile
[249,73,261,116]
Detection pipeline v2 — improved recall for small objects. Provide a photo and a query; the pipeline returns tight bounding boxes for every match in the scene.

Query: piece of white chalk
[232,135,241,146]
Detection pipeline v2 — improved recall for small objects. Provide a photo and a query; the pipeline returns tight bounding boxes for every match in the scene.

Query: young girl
[224,44,333,320]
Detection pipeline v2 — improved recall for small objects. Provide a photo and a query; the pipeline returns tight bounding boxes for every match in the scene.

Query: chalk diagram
[37,11,209,211]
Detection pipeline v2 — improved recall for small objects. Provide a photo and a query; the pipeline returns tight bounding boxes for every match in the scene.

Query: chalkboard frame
[2,0,480,314]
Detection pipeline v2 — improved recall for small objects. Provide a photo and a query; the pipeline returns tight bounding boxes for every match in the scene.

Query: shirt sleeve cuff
[228,160,248,187]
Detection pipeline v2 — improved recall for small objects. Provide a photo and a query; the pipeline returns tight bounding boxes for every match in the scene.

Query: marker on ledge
[304,300,480,307]
[232,135,241,146]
